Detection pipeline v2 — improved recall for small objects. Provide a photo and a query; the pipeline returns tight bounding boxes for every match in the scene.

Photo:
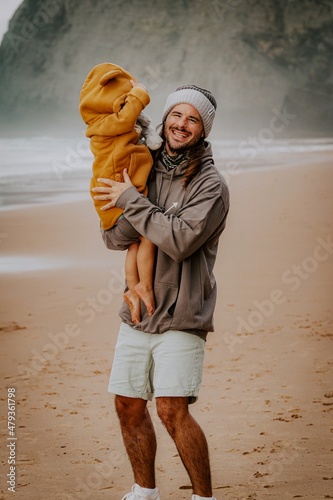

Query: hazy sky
[0,0,22,41]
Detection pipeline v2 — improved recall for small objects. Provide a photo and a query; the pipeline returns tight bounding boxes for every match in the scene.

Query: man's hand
[92,168,134,211]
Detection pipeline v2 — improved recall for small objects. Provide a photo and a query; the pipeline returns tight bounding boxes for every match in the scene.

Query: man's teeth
[173,130,188,138]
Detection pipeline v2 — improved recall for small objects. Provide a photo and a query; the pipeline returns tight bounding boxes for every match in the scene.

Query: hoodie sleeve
[86,86,150,137]
[101,216,141,250]
[103,175,229,263]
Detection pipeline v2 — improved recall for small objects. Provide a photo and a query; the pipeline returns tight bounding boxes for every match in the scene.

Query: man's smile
[170,127,191,141]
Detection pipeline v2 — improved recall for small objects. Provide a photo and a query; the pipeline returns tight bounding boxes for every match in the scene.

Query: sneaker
[192,496,217,500]
[122,484,160,500]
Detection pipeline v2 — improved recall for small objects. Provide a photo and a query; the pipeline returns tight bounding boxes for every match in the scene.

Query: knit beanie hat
[161,85,217,137]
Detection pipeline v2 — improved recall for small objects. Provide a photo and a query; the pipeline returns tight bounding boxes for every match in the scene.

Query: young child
[79,62,162,324]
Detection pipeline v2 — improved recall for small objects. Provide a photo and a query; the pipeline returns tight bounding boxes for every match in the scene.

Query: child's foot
[134,282,155,317]
[123,290,141,324]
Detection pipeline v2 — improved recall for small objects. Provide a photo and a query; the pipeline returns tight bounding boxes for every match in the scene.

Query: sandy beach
[1,155,333,500]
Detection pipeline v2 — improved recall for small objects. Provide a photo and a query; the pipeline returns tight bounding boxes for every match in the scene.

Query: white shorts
[108,322,205,404]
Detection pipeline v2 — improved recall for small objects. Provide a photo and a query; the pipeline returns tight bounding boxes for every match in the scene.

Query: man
[92,85,230,500]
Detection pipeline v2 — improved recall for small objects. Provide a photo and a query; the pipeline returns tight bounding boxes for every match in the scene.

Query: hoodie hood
[153,140,214,178]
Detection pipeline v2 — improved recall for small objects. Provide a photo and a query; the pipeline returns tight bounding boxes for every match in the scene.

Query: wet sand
[0,156,333,499]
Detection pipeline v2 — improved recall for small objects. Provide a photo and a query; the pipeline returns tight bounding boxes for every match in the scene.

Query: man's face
[164,103,205,156]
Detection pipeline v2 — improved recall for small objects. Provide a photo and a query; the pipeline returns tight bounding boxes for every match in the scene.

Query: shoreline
[1,153,332,214]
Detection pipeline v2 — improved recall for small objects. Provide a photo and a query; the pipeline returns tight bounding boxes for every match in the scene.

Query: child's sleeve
[87,87,150,137]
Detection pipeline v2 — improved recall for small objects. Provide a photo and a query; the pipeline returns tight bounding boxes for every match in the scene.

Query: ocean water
[0,136,92,210]
[0,135,332,211]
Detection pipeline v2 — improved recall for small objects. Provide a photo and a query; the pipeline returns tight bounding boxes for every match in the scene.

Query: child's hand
[130,80,146,91]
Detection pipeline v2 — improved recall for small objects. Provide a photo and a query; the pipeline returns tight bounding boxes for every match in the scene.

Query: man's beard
[165,127,203,155]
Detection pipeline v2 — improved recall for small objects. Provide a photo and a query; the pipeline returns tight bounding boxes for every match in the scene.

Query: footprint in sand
[0,321,26,332]
[242,445,265,455]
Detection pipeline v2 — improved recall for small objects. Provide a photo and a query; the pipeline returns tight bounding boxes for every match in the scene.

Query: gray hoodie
[101,141,229,339]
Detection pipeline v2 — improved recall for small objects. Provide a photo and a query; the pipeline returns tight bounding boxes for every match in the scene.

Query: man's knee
[156,397,189,434]
[115,395,147,421]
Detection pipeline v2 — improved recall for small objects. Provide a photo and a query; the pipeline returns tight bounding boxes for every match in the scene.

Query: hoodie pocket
[153,281,179,328]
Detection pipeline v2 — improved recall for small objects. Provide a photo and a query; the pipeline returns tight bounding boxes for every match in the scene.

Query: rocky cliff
[0,0,332,136]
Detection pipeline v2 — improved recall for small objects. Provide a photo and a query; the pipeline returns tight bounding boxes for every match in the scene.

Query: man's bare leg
[156,396,213,497]
[123,242,141,324]
[115,395,157,488]
[135,237,156,317]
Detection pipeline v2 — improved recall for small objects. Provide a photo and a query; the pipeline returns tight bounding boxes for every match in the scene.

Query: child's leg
[125,241,140,290]
[134,237,156,317]
[123,242,141,324]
